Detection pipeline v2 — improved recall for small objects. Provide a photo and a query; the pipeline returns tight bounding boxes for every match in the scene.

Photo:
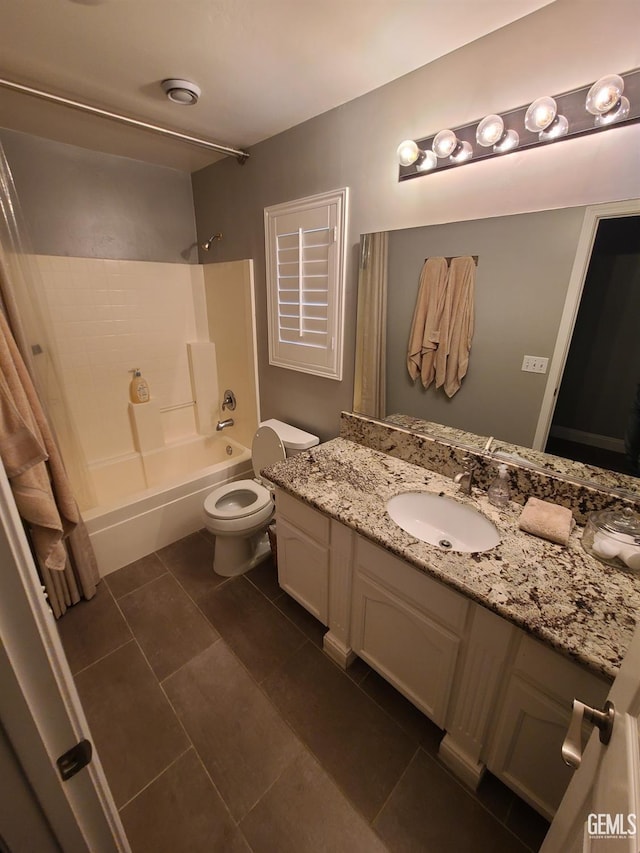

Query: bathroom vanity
[265,415,640,821]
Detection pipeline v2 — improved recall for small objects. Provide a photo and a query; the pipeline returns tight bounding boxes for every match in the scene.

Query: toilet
[203,418,319,577]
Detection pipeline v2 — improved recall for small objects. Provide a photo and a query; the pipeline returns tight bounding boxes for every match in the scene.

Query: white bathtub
[83,435,252,575]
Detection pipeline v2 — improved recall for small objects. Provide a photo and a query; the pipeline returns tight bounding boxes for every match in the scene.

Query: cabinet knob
[561,698,615,768]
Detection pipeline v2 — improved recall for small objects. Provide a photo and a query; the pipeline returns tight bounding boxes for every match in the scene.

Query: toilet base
[213,530,272,577]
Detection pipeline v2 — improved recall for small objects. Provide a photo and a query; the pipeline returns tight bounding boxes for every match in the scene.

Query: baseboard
[322,632,355,670]
[438,734,486,790]
[549,425,625,454]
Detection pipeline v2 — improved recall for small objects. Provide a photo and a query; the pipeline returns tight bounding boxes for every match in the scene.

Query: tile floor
[57,530,550,853]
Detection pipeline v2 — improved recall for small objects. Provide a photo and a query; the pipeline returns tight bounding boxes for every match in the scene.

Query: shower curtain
[0,139,99,617]
[353,232,388,419]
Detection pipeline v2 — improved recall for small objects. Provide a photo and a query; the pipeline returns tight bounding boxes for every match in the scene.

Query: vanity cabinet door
[276,516,329,625]
[487,636,610,820]
[351,572,460,728]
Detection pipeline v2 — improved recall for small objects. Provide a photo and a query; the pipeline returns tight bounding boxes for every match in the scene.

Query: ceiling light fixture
[397,68,640,181]
[161,78,201,106]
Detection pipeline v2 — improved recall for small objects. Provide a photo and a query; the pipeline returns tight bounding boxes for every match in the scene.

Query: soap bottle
[488,464,511,508]
[129,368,150,404]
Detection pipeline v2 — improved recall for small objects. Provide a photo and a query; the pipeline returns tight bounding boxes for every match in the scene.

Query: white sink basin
[387,492,500,553]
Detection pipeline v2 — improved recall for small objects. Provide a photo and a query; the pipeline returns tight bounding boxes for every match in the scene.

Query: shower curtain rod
[0,77,250,162]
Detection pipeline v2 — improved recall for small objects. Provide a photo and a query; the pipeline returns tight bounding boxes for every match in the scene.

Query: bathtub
[83,434,252,575]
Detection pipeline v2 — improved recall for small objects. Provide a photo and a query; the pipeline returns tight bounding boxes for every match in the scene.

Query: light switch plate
[522,355,549,373]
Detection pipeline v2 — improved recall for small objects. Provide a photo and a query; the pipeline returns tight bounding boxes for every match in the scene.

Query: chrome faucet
[454,457,476,495]
[216,418,234,431]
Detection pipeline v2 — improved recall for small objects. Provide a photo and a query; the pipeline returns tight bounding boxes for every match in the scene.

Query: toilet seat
[203,479,271,520]
[203,425,286,524]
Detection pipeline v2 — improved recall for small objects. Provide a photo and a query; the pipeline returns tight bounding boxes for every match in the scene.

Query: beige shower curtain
[0,139,99,617]
[354,231,388,419]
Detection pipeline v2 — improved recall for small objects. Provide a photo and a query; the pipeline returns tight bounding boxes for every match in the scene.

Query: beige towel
[435,256,475,397]
[0,311,78,570]
[406,257,449,388]
[518,497,575,546]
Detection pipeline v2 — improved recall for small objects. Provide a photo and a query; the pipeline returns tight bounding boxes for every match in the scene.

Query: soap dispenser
[488,464,511,508]
[129,368,150,404]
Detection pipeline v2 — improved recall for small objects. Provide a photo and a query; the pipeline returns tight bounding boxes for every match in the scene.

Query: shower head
[201,233,223,251]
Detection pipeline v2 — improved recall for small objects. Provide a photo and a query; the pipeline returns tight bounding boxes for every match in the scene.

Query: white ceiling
[0,0,554,172]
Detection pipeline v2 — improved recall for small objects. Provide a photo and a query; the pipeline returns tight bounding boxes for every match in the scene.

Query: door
[541,621,640,851]
[0,461,129,852]
[534,198,640,455]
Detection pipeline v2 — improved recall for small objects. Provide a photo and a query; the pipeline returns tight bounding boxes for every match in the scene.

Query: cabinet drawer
[513,635,611,699]
[276,490,330,544]
[355,536,468,634]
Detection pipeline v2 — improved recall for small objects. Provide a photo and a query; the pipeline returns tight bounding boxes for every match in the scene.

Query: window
[264,188,348,380]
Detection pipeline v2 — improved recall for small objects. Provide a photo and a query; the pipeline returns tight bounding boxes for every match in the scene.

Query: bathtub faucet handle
[222,389,236,411]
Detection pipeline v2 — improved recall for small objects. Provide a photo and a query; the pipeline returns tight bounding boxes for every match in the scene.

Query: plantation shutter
[265,188,348,380]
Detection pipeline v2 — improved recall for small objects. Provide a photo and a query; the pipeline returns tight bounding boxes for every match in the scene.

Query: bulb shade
[595,95,630,126]
[433,129,458,158]
[476,114,505,147]
[538,114,569,141]
[524,96,557,132]
[397,139,420,166]
[450,141,473,164]
[416,150,438,172]
[493,129,519,153]
[586,74,625,115]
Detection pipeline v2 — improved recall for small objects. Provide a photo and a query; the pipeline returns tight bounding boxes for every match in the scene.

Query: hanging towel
[406,257,449,387]
[0,310,78,571]
[435,256,475,397]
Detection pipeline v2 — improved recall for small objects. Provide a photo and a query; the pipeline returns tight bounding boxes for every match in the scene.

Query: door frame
[0,461,129,852]
[533,198,640,452]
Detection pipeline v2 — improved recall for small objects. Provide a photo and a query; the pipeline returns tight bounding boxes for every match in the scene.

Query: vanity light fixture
[397,67,640,180]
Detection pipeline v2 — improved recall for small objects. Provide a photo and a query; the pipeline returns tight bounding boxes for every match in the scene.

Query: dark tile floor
[57,530,550,852]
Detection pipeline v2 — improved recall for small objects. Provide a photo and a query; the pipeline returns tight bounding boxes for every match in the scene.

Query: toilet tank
[260,419,319,457]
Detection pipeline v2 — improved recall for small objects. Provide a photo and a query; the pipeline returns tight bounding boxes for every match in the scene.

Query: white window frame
[264,187,348,381]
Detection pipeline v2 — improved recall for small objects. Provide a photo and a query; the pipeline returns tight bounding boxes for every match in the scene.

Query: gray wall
[191,0,640,442]
[0,128,197,263]
[383,209,585,447]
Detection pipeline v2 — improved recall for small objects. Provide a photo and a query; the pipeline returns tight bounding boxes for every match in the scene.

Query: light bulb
[595,95,630,126]
[416,150,438,172]
[539,114,569,141]
[476,115,505,147]
[524,96,557,132]
[449,141,473,164]
[432,129,458,158]
[493,129,519,154]
[397,140,420,167]
[586,74,625,115]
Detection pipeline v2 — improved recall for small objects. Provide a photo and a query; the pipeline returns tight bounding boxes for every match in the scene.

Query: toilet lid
[252,425,286,480]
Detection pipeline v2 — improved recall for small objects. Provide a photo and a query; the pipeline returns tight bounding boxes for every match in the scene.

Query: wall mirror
[352,199,640,497]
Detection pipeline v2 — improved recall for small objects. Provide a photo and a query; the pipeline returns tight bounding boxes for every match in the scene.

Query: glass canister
[581,506,640,572]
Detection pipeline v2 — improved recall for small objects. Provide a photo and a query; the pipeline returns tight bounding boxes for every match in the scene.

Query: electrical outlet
[522,355,549,374]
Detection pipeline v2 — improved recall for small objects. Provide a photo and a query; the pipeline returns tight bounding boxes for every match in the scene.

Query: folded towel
[518,497,575,546]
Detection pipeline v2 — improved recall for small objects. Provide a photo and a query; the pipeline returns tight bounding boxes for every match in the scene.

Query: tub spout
[216,418,234,431]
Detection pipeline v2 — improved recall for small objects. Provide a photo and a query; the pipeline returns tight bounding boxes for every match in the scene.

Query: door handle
[562,699,615,768]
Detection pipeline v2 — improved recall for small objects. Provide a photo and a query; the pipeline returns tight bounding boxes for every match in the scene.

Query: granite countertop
[265,437,640,681]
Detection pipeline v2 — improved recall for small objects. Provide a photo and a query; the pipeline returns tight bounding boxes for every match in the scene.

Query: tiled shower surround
[36,255,206,463]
